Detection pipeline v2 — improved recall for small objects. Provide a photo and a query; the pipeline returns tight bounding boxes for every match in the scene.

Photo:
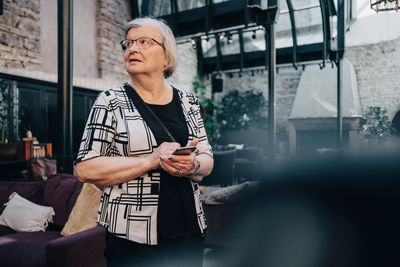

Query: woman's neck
[130,75,172,105]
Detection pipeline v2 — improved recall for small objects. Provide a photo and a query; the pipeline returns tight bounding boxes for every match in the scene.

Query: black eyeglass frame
[120,37,164,51]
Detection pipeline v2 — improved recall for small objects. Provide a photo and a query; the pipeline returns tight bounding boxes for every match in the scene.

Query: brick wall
[167,42,198,92]
[346,36,400,119]
[0,0,41,69]
[96,0,131,82]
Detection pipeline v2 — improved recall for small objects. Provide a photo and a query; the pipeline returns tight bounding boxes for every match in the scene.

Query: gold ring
[175,169,181,175]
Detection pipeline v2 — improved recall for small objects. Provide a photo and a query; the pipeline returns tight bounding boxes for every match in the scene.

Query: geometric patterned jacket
[76,83,213,245]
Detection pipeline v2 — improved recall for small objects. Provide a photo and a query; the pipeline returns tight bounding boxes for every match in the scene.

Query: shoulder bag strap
[123,83,176,143]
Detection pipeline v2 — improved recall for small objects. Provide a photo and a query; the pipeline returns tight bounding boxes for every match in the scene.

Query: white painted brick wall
[346,36,400,119]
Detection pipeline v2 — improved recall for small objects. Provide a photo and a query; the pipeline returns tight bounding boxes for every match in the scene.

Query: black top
[124,84,200,240]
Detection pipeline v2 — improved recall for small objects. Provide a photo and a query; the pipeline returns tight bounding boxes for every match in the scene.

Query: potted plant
[0,79,22,161]
[217,89,268,132]
[360,106,396,144]
[193,77,221,142]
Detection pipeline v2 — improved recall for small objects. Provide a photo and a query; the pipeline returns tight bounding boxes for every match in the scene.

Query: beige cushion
[0,192,55,232]
[61,183,102,236]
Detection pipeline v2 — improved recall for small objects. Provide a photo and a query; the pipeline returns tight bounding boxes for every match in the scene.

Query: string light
[252,30,257,39]
[219,33,225,40]
[227,33,233,44]
[190,39,197,49]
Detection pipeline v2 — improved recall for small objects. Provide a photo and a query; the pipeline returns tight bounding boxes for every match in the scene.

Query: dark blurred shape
[392,110,400,136]
[209,152,400,267]
[201,150,236,187]
[212,76,223,93]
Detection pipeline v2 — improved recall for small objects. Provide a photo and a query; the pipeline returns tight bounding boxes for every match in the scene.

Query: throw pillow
[60,183,102,236]
[0,192,55,232]
[227,143,244,150]
[205,181,259,204]
[28,157,57,180]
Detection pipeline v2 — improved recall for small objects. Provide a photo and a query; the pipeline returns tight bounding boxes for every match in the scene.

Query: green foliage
[0,81,10,143]
[0,80,20,143]
[360,107,395,143]
[193,77,220,142]
[217,90,268,132]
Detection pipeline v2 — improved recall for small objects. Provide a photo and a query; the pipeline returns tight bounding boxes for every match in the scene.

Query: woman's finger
[160,156,196,176]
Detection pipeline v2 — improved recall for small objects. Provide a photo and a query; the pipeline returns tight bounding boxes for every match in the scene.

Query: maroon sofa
[0,174,107,267]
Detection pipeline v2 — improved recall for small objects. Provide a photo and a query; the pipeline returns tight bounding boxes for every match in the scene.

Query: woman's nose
[128,42,140,52]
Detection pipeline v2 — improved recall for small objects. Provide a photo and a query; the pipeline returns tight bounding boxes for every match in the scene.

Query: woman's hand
[149,142,181,170]
[160,139,199,177]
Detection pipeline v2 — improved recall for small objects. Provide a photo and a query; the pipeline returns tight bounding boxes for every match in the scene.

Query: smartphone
[172,146,196,155]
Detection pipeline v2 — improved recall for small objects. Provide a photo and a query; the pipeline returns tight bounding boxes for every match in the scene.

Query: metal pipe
[337,0,345,148]
[280,4,320,14]
[215,33,222,74]
[57,0,73,173]
[175,24,263,44]
[239,30,244,72]
[337,58,343,147]
[319,0,327,68]
[266,24,276,159]
[286,0,298,69]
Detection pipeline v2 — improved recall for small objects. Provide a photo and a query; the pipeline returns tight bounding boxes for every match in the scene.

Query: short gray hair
[125,17,179,79]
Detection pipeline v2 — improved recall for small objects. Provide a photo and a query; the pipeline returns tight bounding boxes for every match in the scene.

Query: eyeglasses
[120,37,164,51]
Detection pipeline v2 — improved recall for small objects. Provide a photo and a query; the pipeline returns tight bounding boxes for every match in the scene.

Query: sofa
[0,173,106,267]
[200,182,259,248]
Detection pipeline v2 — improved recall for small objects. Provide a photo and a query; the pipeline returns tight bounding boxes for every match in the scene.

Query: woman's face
[124,25,168,78]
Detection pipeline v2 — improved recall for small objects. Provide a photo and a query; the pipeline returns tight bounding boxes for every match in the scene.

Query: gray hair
[125,17,179,79]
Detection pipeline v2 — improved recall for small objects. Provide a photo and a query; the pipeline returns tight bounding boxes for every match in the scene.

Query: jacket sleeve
[75,91,116,163]
[192,97,213,159]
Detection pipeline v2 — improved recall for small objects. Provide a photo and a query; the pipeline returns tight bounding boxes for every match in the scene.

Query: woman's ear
[163,55,169,68]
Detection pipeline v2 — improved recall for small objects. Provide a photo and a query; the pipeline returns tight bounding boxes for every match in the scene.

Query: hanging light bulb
[252,30,257,39]
[191,38,197,49]
[227,32,233,44]
[219,33,225,40]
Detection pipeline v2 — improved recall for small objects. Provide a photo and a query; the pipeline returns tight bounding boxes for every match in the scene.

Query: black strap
[123,83,176,143]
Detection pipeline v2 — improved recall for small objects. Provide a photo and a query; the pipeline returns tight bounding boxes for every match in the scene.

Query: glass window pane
[275,13,293,49]
[178,0,206,11]
[294,8,323,45]
[243,30,266,52]
[291,0,320,9]
[279,0,288,12]
[202,37,217,58]
[140,0,171,16]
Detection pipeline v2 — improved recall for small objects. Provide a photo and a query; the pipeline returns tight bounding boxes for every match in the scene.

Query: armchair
[200,149,236,186]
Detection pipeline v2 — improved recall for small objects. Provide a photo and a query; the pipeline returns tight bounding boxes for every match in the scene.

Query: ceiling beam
[201,43,336,74]
[160,0,278,37]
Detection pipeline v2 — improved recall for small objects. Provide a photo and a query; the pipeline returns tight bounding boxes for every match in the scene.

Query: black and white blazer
[76,84,213,245]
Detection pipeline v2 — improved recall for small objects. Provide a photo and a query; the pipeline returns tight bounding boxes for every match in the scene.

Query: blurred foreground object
[210,151,400,267]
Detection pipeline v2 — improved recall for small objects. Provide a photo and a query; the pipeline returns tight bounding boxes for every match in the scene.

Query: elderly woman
[75,17,213,266]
